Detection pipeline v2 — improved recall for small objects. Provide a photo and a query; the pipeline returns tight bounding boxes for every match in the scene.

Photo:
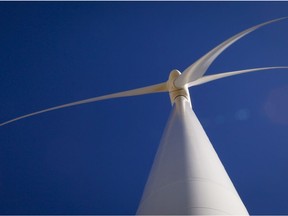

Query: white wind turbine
[1,18,288,214]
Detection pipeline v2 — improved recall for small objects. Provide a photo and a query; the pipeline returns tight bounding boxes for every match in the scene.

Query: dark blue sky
[0,2,288,215]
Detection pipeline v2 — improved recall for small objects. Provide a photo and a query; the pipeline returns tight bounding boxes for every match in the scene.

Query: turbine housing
[168,69,191,107]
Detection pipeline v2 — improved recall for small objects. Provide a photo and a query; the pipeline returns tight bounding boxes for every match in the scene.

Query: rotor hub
[168,69,191,106]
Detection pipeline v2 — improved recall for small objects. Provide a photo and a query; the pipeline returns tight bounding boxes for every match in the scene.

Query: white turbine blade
[0,82,167,127]
[174,17,287,88]
[187,66,288,87]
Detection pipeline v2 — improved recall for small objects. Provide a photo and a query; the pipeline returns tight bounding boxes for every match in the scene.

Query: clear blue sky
[0,2,288,214]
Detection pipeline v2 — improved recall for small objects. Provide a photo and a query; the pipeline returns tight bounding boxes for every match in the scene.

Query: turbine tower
[1,18,287,215]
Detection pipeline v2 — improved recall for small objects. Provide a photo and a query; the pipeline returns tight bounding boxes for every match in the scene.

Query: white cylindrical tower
[137,73,248,214]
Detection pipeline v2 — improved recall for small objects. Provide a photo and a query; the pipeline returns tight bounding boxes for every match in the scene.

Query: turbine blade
[188,66,288,87]
[0,82,168,127]
[174,17,287,88]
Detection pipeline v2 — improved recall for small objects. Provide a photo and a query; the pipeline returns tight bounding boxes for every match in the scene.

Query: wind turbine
[1,17,288,214]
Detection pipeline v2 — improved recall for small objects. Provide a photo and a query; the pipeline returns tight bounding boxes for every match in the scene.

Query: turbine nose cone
[168,69,181,90]
[169,69,181,80]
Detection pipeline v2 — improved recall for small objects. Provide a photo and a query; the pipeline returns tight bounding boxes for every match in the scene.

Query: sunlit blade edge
[0,82,168,127]
[175,17,287,88]
[188,67,288,87]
